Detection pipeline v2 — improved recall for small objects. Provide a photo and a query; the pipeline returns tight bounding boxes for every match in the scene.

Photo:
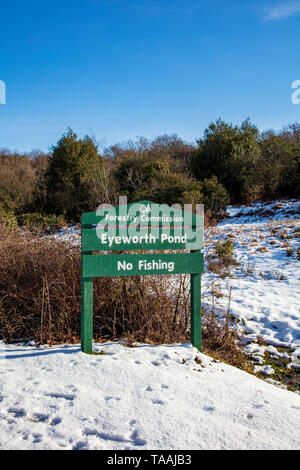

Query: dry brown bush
[0,152,37,213]
[0,225,189,344]
[0,224,81,343]
[202,309,252,371]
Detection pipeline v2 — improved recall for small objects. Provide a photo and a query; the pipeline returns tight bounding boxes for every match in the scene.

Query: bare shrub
[286,248,294,257]
[202,308,252,371]
[18,213,67,234]
[0,226,188,344]
[0,225,81,343]
[94,276,189,344]
[0,152,37,213]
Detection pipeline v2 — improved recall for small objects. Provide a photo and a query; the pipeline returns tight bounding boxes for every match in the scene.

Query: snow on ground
[48,223,80,246]
[204,199,300,374]
[0,341,300,450]
[224,199,300,224]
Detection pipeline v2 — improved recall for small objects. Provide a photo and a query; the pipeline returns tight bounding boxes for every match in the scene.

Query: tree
[111,135,194,203]
[43,129,106,219]
[181,177,229,219]
[192,119,262,202]
[259,132,300,197]
[0,151,37,213]
[279,123,300,147]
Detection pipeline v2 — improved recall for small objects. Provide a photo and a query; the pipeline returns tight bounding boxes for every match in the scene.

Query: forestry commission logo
[0,80,6,104]
[291,80,300,104]
[139,203,151,214]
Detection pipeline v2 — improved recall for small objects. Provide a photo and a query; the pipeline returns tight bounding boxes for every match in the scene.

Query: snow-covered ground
[1,341,300,450]
[204,199,300,376]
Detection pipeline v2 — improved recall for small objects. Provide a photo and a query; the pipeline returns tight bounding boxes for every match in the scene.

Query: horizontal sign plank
[82,227,204,251]
[82,252,204,278]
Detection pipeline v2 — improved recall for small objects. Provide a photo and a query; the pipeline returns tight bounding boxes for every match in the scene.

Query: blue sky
[0,0,299,152]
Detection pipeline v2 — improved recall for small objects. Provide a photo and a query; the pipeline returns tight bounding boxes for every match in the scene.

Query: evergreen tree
[44,129,106,219]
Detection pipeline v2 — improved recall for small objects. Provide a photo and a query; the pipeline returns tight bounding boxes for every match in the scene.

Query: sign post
[81,201,204,353]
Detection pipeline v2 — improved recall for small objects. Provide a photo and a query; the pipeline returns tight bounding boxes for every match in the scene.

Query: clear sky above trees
[0,0,299,151]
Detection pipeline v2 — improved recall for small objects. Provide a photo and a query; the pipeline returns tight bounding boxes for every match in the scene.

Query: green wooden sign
[81,200,204,353]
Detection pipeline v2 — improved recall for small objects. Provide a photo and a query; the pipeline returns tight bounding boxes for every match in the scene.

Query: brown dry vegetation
[202,309,251,371]
[0,225,190,345]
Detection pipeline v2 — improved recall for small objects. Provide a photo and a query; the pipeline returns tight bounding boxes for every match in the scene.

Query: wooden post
[81,216,93,354]
[191,272,202,351]
[81,277,93,353]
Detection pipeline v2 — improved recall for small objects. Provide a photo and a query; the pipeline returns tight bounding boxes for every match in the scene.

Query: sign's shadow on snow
[0,346,81,360]
[1,342,193,360]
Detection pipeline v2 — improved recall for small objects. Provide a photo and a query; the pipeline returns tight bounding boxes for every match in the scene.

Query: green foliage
[112,135,194,204]
[111,135,229,218]
[200,177,229,219]
[257,351,300,391]
[181,181,204,205]
[0,204,18,230]
[143,173,189,206]
[112,137,193,206]
[180,177,229,219]
[87,350,106,356]
[215,239,235,265]
[259,133,300,198]
[43,128,106,220]
[192,119,261,202]
[192,119,300,202]
[115,155,170,200]
[18,213,66,233]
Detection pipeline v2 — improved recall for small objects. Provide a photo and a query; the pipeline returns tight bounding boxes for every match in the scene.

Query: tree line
[0,120,299,223]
